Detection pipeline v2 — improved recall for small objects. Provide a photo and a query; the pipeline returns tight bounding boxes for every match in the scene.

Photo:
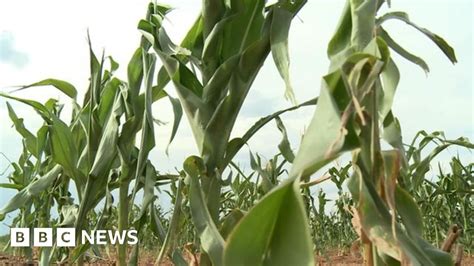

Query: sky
[0,0,473,233]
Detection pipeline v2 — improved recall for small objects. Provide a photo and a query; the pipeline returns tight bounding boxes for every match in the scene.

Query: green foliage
[0,0,470,265]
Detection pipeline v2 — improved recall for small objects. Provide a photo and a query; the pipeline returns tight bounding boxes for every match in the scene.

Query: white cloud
[0,31,29,68]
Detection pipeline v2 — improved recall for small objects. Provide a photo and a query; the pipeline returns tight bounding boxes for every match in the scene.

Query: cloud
[0,31,29,68]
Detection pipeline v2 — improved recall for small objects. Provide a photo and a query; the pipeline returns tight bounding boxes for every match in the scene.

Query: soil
[315,249,363,265]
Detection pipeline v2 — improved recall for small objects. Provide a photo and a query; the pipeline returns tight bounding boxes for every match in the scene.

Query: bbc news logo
[11,228,138,247]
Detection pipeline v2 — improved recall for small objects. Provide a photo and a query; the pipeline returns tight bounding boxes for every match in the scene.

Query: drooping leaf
[376,11,457,63]
[327,2,353,63]
[379,56,400,119]
[270,7,296,104]
[349,0,378,50]
[290,71,353,179]
[165,94,183,155]
[58,204,79,227]
[223,97,317,168]
[0,92,51,120]
[11,78,78,99]
[382,112,405,162]
[378,27,430,74]
[224,180,314,266]
[0,165,62,221]
[184,156,225,266]
[6,102,38,157]
[275,116,295,163]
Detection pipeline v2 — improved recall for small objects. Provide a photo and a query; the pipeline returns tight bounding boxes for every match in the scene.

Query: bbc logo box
[11,228,76,247]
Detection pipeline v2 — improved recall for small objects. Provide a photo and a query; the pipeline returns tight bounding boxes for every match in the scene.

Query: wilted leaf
[377,11,457,64]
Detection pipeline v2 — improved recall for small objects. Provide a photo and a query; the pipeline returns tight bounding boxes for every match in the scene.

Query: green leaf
[107,56,119,73]
[290,71,352,179]
[165,94,183,155]
[152,67,171,102]
[348,160,453,265]
[379,56,400,119]
[0,92,51,120]
[184,156,224,266]
[89,94,121,179]
[382,112,406,163]
[156,177,187,265]
[86,33,104,108]
[219,209,245,240]
[49,116,78,177]
[181,15,204,58]
[378,28,430,74]
[221,0,265,59]
[328,2,352,61]
[58,205,79,227]
[6,102,38,157]
[201,0,226,38]
[134,51,157,183]
[128,48,144,100]
[0,183,23,190]
[223,97,317,168]
[412,136,473,187]
[134,163,157,223]
[97,78,122,124]
[270,7,296,104]
[202,37,270,168]
[275,116,295,163]
[349,0,378,50]
[377,11,457,63]
[224,180,314,266]
[395,186,423,237]
[0,165,62,220]
[12,78,78,99]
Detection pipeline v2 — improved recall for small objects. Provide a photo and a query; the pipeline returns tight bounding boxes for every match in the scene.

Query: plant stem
[118,181,130,266]
[364,242,374,266]
[75,179,94,266]
[157,181,184,264]
[198,172,221,266]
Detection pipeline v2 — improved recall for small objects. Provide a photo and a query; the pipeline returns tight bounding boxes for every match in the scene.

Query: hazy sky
[0,0,472,233]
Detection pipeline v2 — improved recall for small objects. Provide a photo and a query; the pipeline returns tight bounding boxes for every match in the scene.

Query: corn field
[0,0,472,265]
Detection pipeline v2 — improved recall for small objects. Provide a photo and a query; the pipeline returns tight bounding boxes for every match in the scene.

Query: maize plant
[128,131,472,264]
[0,99,67,264]
[419,156,473,253]
[401,131,473,252]
[225,0,461,265]
[0,35,184,265]
[136,1,312,265]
